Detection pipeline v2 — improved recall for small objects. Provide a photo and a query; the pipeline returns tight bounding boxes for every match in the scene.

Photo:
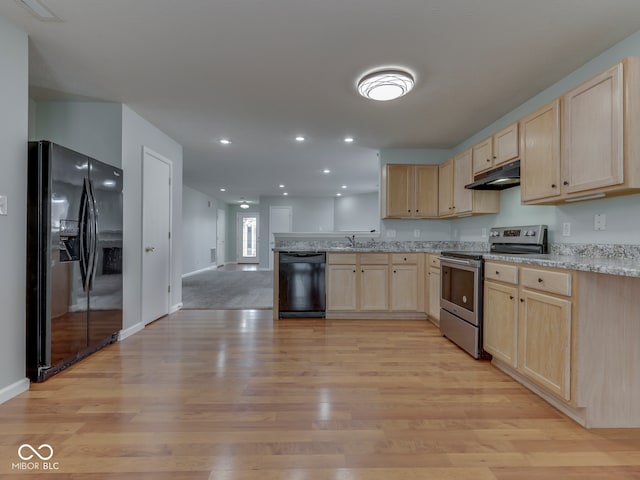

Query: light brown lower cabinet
[326,252,425,318]
[426,254,441,326]
[483,261,573,403]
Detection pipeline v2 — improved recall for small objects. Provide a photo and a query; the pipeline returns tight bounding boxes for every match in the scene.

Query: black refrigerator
[26,141,124,382]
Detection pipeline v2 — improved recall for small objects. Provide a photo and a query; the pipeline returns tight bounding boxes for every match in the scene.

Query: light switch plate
[562,222,571,236]
[594,213,606,231]
[0,195,7,215]
[413,229,420,238]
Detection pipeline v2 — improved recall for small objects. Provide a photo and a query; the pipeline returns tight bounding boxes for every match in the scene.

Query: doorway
[216,208,226,266]
[141,147,172,325]
[236,212,259,264]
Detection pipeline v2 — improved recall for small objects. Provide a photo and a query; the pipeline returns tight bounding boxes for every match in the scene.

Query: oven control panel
[489,225,547,245]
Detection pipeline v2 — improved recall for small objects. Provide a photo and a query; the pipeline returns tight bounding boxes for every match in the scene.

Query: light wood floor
[2,310,640,479]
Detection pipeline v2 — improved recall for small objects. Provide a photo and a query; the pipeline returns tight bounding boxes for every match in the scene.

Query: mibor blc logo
[12,443,60,471]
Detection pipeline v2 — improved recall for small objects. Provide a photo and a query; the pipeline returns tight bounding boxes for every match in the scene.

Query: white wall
[182,186,220,275]
[34,101,122,167]
[0,17,29,401]
[121,105,183,326]
[257,195,336,268]
[334,192,379,232]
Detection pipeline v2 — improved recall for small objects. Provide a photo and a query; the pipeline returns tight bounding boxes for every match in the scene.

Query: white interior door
[142,147,172,325]
[216,208,226,266]
[237,212,259,263]
[269,206,292,270]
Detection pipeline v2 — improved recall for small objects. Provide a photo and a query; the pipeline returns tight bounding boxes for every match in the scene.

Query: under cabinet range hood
[465,160,520,190]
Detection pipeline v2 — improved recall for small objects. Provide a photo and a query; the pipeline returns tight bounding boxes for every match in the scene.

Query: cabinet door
[563,63,623,194]
[414,165,438,217]
[359,265,389,311]
[438,160,454,217]
[390,264,418,311]
[326,265,357,311]
[493,122,519,166]
[453,148,473,214]
[520,99,561,202]
[519,289,572,401]
[427,267,441,324]
[385,164,412,217]
[483,281,518,368]
[472,137,493,175]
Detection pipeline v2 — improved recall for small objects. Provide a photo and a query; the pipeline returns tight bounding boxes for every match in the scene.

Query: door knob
[145,246,155,252]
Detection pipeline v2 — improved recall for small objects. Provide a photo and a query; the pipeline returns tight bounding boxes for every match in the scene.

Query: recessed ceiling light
[219,139,231,145]
[357,68,415,101]
[344,137,354,143]
[295,136,305,142]
[220,188,226,192]
[341,185,347,189]
[279,184,285,188]
[336,193,342,197]
[323,169,331,174]
[283,192,289,196]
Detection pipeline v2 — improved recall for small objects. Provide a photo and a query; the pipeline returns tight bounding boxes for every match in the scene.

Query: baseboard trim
[170,302,183,314]
[325,311,428,320]
[0,378,30,405]
[118,322,144,341]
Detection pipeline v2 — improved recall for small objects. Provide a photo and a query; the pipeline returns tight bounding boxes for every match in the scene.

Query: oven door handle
[439,257,479,267]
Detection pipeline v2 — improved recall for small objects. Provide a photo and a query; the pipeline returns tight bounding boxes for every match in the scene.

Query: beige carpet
[182,269,273,309]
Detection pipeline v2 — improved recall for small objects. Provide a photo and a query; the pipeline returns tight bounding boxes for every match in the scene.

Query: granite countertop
[275,242,640,278]
[483,252,640,278]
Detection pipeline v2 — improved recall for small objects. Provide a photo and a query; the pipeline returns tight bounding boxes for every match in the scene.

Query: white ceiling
[3,1,640,205]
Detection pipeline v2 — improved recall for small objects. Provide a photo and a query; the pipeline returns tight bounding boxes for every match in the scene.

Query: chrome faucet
[345,234,356,248]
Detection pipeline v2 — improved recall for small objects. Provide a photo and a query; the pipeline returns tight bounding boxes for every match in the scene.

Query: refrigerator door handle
[79,179,90,290]
[87,178,99,291]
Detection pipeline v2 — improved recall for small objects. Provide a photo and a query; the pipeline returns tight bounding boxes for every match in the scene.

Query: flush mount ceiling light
[240,203,250,209]
[344,137,354,143]
[295,136,305,142]
[219,138,231,145]
[357,68,415,101]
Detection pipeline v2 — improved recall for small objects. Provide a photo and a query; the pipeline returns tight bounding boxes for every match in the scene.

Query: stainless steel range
[439,225,547,359]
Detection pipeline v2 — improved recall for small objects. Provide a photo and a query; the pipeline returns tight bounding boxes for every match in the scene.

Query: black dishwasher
[278,252,326,318]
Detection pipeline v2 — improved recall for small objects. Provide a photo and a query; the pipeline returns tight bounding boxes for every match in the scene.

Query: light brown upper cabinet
[472,122,519,176]
[438,151,499,218]
[520,99,561,203]
[522,57,640,204]
[382,164,438,218]
[562,62,623,194]
[438,159,454,217]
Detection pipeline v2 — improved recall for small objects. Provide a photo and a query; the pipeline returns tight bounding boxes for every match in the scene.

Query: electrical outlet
[386,229,396,238]
[562,222,571,236]
[413,229,420,238]
[0,195,7,216]
[594,213,606,231]
[481,228,487,238]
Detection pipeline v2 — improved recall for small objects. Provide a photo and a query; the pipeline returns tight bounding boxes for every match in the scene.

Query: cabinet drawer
[520,267,572,296]
[327,253,357,265]
[359,253,389,265]
[391,253,418,264]
[485,262,518,284]
[428,254,441,268]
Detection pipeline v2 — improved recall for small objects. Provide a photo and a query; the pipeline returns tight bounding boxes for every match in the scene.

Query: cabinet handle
[353,270,356,273]
[415,209,419,213]
[486,158,491,162]
[563,181,569,186]
[361,270,364,273]
[404,257,407,261]
[408,209,411,213]
[393,270,397,273]
[493,155,497,159]
[551,184,556,188]
[495,271,500,275]
[520,298,524,303]
[538,278,543,283]
[509,295,514,300]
